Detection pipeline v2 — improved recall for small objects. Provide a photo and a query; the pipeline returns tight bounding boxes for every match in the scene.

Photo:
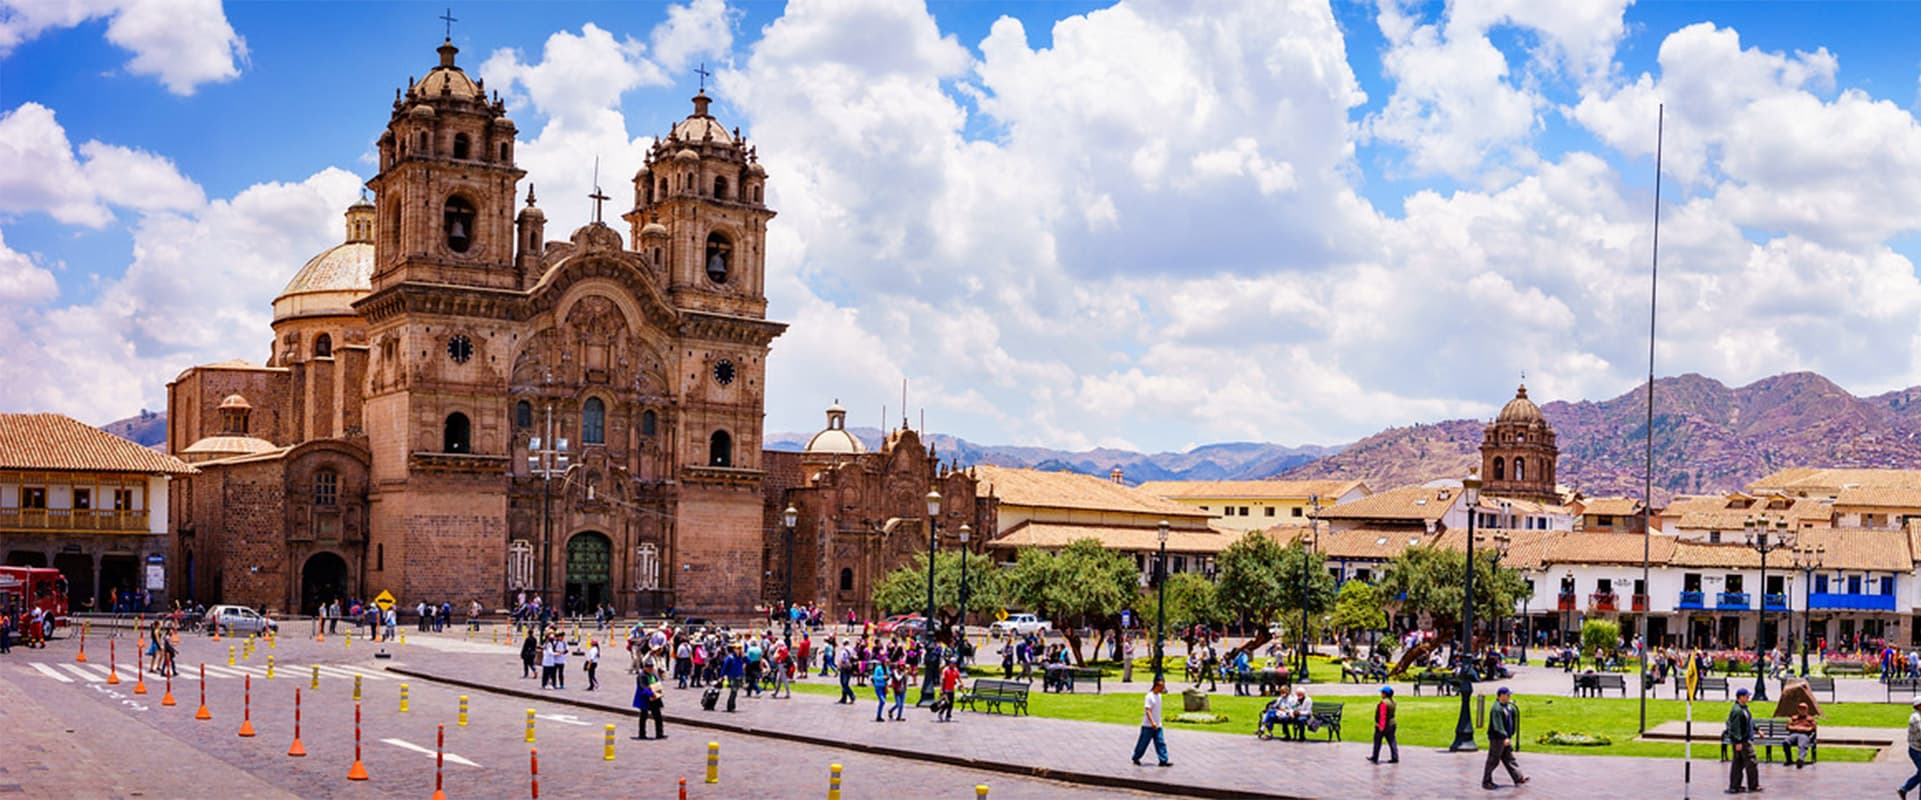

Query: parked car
[875,613,925,635]
[989,613,1051,638]
[204,604,277,636]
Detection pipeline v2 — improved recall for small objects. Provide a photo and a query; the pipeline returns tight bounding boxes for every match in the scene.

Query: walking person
[1481,687,1528,790]
[871,658,890,722]
[521,631,540,679]
[585,638,601,691]
[1726,688,1760,794]
[1367,686,1399,764]
[1900,697,1921,799]
[838,641,857,704]
[889,660,908,721]
[723,645,745,712]
[1130,678,1171,767]
[938,659,960,722]
[632,663,666,740]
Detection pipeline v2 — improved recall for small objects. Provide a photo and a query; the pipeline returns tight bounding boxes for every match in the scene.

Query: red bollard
[107,639,120,685]
[347,702,369,780]
[194,664,211,720]
[133,653,148,695]
[288,688,307,756]
[679,776,688,800]
[431,723,447,800]
[161,671,176,707]
[238,675,256,736]
[530,748,540,799]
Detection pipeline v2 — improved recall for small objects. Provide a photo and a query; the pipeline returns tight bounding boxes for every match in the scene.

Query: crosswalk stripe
[200,665,247,679]
[315,665,388,681]
[30,663,74,683]
[226,665,267,677]
[59,664,103,682]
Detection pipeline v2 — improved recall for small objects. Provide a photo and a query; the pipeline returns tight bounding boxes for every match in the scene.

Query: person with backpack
[632,662,666,740]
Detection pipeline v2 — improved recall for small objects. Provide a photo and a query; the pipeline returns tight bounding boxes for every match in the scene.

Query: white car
[205,605,277,636]
[990,613,1051,638]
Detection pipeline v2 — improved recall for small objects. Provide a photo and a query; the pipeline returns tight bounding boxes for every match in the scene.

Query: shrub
[1536,730,1612,747]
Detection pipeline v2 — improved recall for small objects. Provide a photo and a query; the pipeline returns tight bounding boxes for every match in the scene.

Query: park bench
[1781,676,1836,704]
[1721,719,1817,764]
[1255,668,1293,696]
[1308,701,1344,741]
[1574,673,1628,697]
[958,678,1030,715]
[1411,672,1456,696]
[1675,675,1730,700]
[1341,662,1386,684]
[1886,677,1921,704]
[1825,662,1867,678]
[1054,666,1103,694]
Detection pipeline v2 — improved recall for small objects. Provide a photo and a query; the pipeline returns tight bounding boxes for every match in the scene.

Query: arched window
[498,142,509,161]
[443,412,471,453]
[452,133,471,159]
[514,400,532,429]
[417,131,428,153]
[1513,457,1526,482]
[839,568,854,592]
[641,410,657,437]
[713,176,728,199]
[314,333,333,358]
[753,185,762,203]
[582,397,606,444]
[314,470,338,506]
[658,178,667,197]
[704,232,732,283]
[443,196,476,253]
[708,430,732,467]
[1492,457,1505,481]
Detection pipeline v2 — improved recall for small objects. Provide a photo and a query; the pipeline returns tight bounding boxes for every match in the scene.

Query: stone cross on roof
[440,8,457,40]
[695,62,711,91]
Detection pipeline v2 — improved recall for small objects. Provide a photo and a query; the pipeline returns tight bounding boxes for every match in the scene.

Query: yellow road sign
[995,609,1008,622]
[374,590,396,612]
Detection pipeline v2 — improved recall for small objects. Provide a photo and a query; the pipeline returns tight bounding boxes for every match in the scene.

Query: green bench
[1826,662,1867,678]
[958,678,1030,715]
[1411,672,1456,696]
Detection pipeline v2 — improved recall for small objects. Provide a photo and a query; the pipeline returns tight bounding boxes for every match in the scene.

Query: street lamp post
[1154,520,1169,682]
[958,523,972,668]
[1449,470,1483,753]
[1791,543,1825,676]
[781,504,798,647]
[1746,516,1789,702]
[919,490,941,706]
[526,407,571,611]
[1298,494,1321,681]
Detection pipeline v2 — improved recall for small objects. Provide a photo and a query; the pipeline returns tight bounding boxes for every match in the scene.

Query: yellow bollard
[400,632,407,646]
[399,683,409,713]
[268,631,276,650]
[603,724,616,761]
[975,785,988,799]
[345,631,352,648]
[828,764,842,800]
[458,695,469,727]
[706,742,719,784]
[311,665,320,689]
[228,645,236,666]
[354,674,362,702]
[266,655,275,680]
[525,709,536,743]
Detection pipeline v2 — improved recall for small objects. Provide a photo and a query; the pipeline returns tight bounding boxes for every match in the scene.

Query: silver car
[204,604,277,636]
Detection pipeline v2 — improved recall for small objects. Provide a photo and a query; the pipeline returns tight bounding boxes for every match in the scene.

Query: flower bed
[1535,730,1612,747]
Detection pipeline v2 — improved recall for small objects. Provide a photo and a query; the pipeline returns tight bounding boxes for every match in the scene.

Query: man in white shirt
[1900,696,1921,799]
[1130,678,1171,767]
[1281,688,1314,741]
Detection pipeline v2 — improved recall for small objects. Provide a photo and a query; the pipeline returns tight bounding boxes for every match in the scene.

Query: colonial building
[975,464,1226,584]
[1134,478,1370,532]
[759,405,994,622]
[0,413,195,609]
[166,36,784,615]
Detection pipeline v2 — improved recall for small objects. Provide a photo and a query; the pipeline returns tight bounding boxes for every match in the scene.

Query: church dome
[409,40,484,101]
[1497,384,1544,423]
[274,241,374,321]
[640,221,668,239]
[803,399,864,455]
[179,434,279,463]
[674,148,700,162]
[218,394,252,411]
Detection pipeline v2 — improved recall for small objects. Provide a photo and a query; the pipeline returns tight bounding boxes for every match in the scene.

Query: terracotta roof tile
[1135,479,1367,502]
[0,413,195,474]
[1577,497,1646,517]
[986,521,1240,554]
[1832,487,1921,510]
[973,465,1208,519]
[1318,484,1461,523]
[1542,532,1675,566]
[1751,467,1921,495]
[1789,528,1912,572]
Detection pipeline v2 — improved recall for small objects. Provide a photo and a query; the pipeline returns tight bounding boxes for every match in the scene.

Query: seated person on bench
[1278,688,1314,740]
[1482,648,1510,680]
[1785,702,1817,768]
[1258,695,1284,737]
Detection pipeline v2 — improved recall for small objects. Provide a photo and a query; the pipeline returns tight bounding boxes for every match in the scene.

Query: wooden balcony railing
[1589,592,1619,612]
[0,507,150,533]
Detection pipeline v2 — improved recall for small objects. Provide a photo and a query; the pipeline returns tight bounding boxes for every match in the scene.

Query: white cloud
[0,0,246,94]
[650,0,734,74]
[0,102,111,226]
[0,228,58,304]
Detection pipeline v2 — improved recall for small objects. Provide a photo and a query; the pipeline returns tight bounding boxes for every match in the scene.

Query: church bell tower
[1480,384,1560,504]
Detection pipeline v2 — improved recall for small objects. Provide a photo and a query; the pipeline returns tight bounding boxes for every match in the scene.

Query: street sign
[995,609,1008,622]
[374,590,396,611]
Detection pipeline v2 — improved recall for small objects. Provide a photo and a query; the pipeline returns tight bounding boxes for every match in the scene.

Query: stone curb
[385,664,1301,799]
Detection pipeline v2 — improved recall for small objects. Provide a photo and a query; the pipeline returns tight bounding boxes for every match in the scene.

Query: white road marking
[200,665,247,679]
[60,664,103,682]
[30,663,74,682]
[534,713,592,726]
[380,738,481,767]
[226,665,268,677]
[314,665,388,681]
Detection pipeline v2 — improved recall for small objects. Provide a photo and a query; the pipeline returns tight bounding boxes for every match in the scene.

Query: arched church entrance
[301,552,350,615]
[565,531,612,615]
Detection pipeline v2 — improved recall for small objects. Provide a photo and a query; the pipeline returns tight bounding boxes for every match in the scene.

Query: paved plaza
[4,625,1917,799]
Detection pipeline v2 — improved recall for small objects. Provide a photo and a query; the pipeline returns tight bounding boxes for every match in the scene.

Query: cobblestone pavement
[0,628,1148,799]
[385,629,1911,799]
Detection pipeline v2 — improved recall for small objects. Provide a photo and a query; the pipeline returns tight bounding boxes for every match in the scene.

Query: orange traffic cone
[347,702,370,780]
[194,664,212,720]
[238,675,257,737]
[106,640,120,685]
[161,672,176,707]
[287,688,307,757]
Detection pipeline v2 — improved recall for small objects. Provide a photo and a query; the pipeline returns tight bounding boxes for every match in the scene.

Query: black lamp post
[919,489,941,706]
[1448,470,1483,753]
[1154,519,1169,682]
[1746,516,1788,702]
[1791,542,1824,676]
[781,504,797,647]
[1297,495,1320,682]
[957,523,971,668]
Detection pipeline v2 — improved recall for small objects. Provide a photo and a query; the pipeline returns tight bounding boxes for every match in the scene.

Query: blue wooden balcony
[1762,593,1789,612]
[1717,592,1750,609]
[1678,590,1705,610]
[1809,592,1896,612]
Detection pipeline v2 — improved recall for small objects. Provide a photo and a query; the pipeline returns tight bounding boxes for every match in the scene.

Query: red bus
[0,567,69,633]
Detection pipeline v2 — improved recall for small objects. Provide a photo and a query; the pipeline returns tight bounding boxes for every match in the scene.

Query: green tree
[1162,571,1224,630]
[1380,544,1529,648]
[1582,618,1620,662]
[1215,532,1335,658]
[1003,539,1141,664]
[1331,579,1387,636]
[869,548,1002,639]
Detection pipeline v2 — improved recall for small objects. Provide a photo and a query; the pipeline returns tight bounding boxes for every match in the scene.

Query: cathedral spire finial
[440,7,458,40]
[525,183,537,207]
[588,157,609,224]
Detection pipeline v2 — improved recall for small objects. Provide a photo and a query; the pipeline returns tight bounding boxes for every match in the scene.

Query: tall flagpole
[1640,103,1664,737]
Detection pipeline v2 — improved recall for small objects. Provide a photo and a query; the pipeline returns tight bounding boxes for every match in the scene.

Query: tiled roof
[1428,528,1563,571]
[1832,486,1921,510]
[1135,479,1367,502]
[1668,541,1766,569]
[973,465,1208,518]
[1578,497,1645,517]
[1666,494,1831,531]
[986,521,1240,554]
[1318,484,1461,522]
[1300,526,1442,562]
[1750,467,1921,495]
[1792,527,1912,572]
[1542,532,1676,567]
[0,413,196,474]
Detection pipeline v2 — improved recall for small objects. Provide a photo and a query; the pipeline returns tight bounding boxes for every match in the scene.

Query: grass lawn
[785,675,1897,761]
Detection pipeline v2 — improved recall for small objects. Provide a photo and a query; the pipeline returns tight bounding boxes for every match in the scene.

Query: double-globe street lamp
[1790,541,1825,676]
[1745,516,1790,702]
[781,504,798,646]
[1448,470,1484,753]
[919,489,942,705]
[1154,519,1170,682]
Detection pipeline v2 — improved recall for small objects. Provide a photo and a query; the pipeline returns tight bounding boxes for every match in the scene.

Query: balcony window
[113,488,134,510]
[1814,574,1829,593]
[1881,576,1896,596]
[73,488,91,510]
[21,487,46,509]
[1848,575,1862,594]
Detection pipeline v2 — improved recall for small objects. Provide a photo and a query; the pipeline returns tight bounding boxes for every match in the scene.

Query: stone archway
[301,552,350,615]
[564,531,612,615]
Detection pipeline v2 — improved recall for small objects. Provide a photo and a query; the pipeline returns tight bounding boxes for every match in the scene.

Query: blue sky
[6,1,1921,454]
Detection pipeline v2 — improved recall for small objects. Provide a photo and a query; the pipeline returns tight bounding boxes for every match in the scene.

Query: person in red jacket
[1367,685,1399,764]
[939,659,961,722]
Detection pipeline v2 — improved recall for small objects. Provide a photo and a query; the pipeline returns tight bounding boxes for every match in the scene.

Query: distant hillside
[767,428,1339,483]
[101,410,167,448]
[1281,372,1921,500]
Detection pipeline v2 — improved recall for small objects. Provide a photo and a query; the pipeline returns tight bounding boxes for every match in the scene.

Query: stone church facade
[166,37,783,616]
